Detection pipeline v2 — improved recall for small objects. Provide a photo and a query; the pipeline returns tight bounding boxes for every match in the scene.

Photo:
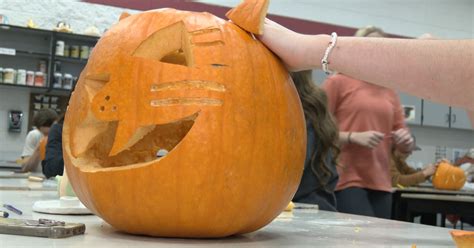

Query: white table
[0,190,456,247]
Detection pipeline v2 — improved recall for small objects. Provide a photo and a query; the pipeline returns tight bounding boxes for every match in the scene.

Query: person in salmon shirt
[321,26,414,219]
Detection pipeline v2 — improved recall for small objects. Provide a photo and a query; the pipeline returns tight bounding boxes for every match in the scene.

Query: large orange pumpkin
[432,162,466,190]
[63,8,306,237]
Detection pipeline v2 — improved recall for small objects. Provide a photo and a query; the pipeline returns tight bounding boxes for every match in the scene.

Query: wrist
[347,132,353,144]
[309,34,331,69]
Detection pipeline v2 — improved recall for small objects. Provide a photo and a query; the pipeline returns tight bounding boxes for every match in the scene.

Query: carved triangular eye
[132,21,194,67]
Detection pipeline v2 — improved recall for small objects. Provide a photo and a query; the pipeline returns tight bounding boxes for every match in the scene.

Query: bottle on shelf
[63,73,73,89]
[3,68,15,84]
[55,40,65,56]
[34,71,45,87]
[16,69,26,85]
[53,72,63,89]
[26,71,34,86]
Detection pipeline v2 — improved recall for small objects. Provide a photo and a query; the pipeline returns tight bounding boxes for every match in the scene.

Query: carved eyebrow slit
[190,27,225,47]
[149,80,226,107]
[150,80,226,92]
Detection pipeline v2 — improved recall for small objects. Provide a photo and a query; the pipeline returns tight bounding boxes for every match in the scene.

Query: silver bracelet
[321,32,338,75]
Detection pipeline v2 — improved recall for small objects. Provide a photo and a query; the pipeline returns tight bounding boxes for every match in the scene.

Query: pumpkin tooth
[108,122,156,156]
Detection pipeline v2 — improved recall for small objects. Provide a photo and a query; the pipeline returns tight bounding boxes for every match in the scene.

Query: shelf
[0,24,100,42]
[0,82,48,91]
[55,56,88,64]
[0,83,71,96]
[54,31,100,42]
[0,24,51,36]
[0,50,50,59]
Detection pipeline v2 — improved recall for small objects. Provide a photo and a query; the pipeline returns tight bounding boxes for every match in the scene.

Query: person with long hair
[290,70,340,211]
[320,26,414,219]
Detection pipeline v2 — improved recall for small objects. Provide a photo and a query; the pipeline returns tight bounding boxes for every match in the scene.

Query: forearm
[338,131,350,145]
[21,149,40,172]
[396,171,427,187]
[328,38,474,110]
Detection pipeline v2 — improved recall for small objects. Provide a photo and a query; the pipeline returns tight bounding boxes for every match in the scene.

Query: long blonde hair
[355,25,386,37]
[291,71,340,188]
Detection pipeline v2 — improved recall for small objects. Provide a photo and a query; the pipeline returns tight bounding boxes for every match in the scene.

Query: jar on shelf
[26,71,35,85]
[64,44,70,57]
[53,73,63,88]
[55,40,65,56]
[34,71,45,87]
[70,45,79,58]
[53,61,61,73]
[16,69,26,85]
[38,60,47,73]
[80,45,89,59]
[4,68,15,84]
[63,73,73,89]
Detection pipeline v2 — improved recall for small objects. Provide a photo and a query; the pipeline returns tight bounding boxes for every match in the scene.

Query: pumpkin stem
[226,0,270,35]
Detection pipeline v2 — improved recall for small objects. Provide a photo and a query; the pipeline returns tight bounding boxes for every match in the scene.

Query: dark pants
[336,187,392,219]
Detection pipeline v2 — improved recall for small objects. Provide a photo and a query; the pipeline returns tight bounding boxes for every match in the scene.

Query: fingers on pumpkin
[226,0,270,35]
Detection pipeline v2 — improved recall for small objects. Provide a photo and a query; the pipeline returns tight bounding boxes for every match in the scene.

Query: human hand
[422,164,438,177]
[392,128,414,153]
[258,19,328,71]
[351,131,384,149]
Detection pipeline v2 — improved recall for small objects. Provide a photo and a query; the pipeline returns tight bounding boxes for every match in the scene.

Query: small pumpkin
[63,7,305,238]
[450,230,474,248]
[432,162,466,190]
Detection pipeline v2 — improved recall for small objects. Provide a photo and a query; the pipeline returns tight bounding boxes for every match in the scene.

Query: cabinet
[450,107,472,130]
[0,24,98,130]
[422,100,450,128]
[422,100,472,130]
[0,24,98,95]
[398,92,422,125]
[397,95,472,130]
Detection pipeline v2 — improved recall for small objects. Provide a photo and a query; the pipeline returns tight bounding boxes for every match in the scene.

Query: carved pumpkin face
[63,9,305,238]
[432,162,466,190]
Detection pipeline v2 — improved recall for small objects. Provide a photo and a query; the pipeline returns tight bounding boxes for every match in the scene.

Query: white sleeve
[21,130,42,157]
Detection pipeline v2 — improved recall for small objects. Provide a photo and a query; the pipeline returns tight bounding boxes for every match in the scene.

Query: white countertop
[0,189,456,247]
[0,177,56,191]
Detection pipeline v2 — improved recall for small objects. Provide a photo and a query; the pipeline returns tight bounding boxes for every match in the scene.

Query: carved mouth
[73,112,198,171]
[69,21,228,171]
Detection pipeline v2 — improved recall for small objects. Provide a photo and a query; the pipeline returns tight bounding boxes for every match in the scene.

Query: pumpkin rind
[432,162,466,190]
[63,9,305,238]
